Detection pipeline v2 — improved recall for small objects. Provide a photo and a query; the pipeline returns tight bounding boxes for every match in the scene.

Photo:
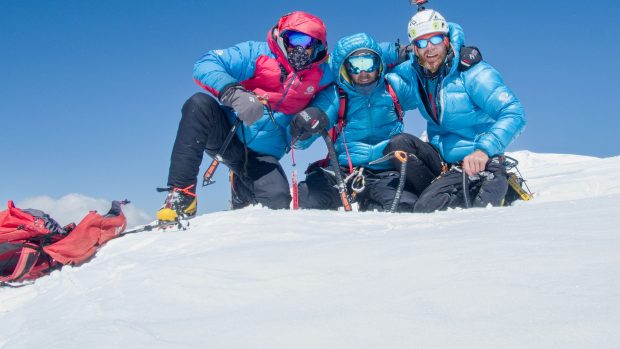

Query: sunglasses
[284,31,316,49]
[345,54,380,75]
[414,34,446,49]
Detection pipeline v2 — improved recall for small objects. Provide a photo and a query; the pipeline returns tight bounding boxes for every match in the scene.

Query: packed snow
[2,151,620,348]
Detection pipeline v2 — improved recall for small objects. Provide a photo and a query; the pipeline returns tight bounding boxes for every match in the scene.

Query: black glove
[459,46,482,71]
[219,86,264,126]
[290,107,330,141]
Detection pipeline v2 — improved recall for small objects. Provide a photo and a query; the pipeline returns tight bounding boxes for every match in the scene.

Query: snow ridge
[2,152,620,349]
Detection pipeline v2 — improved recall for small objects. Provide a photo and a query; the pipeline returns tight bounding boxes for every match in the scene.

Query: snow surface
[2,151,620,349]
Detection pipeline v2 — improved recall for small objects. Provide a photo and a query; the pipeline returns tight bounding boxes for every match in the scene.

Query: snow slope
[1,151,620,349]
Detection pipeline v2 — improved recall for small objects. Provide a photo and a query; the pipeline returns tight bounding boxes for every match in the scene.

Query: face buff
[288,45,312,71]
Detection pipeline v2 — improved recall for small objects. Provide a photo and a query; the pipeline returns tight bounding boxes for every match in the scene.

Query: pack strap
[385,80,404,122]
[336,87,348,136]
[312,87,350,174]
[0,243,41,283]
[334,80,403,138]
[323,82,403,174]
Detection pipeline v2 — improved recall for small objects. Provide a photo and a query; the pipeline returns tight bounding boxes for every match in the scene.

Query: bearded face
[413,33,449,74]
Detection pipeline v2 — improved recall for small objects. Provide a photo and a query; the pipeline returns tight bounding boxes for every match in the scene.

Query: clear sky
[2,0,618,216]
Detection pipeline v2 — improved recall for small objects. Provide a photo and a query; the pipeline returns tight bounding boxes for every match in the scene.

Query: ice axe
[202,97,273,186]
[201,118,242,186]
[320,129,352,212]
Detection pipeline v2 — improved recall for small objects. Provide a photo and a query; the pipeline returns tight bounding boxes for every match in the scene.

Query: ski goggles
[414,34,446,49]
[345,54,380,75]
[283,31,316,49]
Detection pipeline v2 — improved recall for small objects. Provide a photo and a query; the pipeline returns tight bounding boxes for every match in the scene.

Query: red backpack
[0,200,127,285]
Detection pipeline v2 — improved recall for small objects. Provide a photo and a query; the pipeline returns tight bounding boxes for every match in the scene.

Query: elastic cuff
[219,83,242,99]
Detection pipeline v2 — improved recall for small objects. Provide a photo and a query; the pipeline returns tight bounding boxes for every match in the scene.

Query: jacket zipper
[438,80,445,125]
[273,71,297,114]
[367,95,373,134]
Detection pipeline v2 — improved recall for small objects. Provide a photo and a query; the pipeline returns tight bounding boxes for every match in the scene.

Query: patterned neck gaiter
[288,46,312,71]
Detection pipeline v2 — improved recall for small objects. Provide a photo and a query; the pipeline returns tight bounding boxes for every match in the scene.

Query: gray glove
[219,86,264,126]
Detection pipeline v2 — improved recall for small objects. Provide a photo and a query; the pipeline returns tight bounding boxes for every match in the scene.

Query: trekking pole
[202,118,242,186]
[391,151,409,213]
[462,169,471,209]
[264,101,277,126]
[289,135,300,210]
[320,130,352,212]
[370,150,412,213]
[120,218,187,236]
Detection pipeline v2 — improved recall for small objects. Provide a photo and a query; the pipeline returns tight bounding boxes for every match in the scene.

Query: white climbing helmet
[407,9,449,42]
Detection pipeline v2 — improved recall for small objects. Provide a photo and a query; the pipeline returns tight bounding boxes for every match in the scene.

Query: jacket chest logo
[498,92,510,104]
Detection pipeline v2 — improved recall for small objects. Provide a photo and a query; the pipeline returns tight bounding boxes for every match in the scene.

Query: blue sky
[1,0,618,216]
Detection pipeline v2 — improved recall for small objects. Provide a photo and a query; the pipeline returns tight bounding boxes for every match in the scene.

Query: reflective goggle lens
[346,54,380,75]
[284,31,315,49]
[414,34,445,49]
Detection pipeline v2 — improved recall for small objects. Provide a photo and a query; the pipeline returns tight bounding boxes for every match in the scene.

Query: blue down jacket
[394,25,526,164]
[292,33,419,170]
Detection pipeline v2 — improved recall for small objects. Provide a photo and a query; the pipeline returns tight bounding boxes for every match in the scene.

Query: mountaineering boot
[156,185,197,222]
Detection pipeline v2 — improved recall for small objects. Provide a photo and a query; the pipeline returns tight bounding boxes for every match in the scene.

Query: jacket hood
[267,11,329,72]
[446,23,465,76]
[330,33,386,94]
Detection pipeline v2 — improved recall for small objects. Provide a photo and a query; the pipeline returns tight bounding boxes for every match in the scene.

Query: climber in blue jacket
[389,8,526,212]
[289,32,421,211]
